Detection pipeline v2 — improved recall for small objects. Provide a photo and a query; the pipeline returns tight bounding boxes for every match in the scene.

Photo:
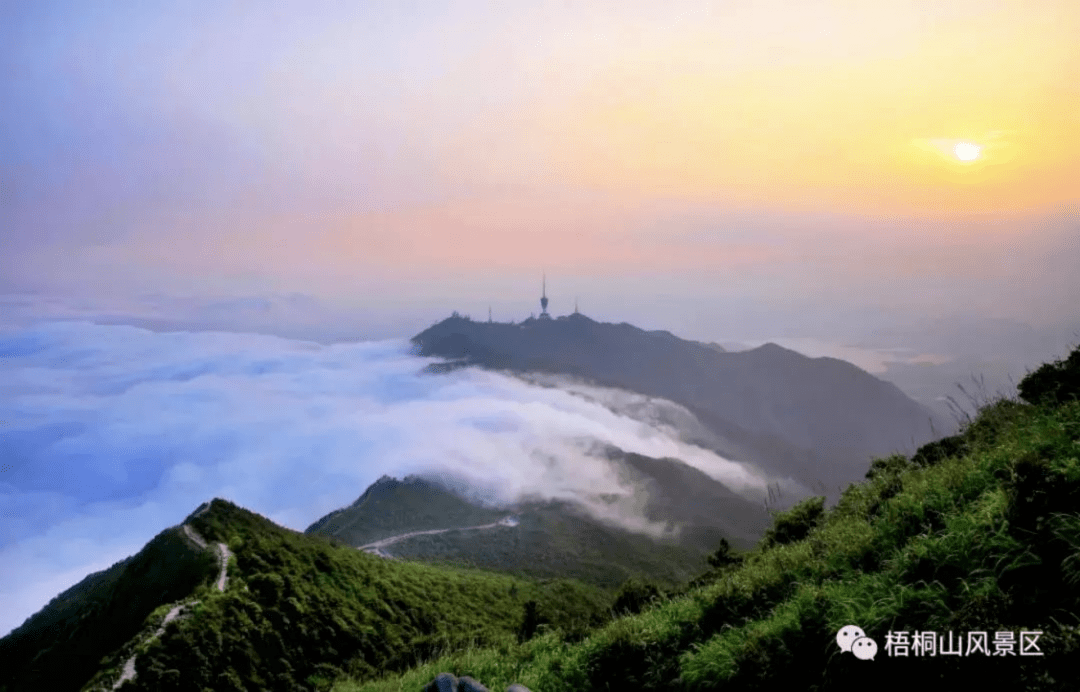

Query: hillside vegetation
[331,345,1080,692]
[0,525,218,692]
[78,500,614,692]
[382,499,711,590]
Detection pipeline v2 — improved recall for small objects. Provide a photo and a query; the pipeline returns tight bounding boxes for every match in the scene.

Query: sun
[954,141,982,161]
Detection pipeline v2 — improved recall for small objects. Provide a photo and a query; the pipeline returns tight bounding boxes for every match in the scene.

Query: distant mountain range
[411,312,946,497]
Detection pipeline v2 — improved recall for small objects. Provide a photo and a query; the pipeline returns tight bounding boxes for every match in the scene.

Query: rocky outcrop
[424,672,533,692]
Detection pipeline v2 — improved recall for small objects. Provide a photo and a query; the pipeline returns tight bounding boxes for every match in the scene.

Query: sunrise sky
[2,0,1078,337]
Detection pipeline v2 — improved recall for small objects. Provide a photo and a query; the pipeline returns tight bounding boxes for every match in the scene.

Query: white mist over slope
[0,320,769,638]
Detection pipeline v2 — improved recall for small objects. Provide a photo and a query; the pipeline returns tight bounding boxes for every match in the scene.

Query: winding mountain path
[215,543,232,591]
[106,521,229,690]
[359,515,519,559]
[182,523,207,549]
[111,599,200,690]
[181,523,230,592]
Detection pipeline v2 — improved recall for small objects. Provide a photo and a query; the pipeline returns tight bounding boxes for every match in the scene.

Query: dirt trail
[215,543,231,592]
[182,524,228,592]
[182,523,207,549]
[105,522,229,690]
[359,515,519,559]
[111,600,199,690]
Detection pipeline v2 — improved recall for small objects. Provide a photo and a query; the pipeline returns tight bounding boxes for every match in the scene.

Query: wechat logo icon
[836,625,877,661]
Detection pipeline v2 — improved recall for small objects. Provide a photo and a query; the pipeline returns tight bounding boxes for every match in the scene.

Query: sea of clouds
[0,320,771,638]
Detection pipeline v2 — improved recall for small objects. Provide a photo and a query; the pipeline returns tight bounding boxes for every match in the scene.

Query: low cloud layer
[0,320,768,638]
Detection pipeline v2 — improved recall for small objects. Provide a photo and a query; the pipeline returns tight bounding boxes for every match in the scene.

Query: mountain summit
[411,313,944,495]
[304,474,508,546]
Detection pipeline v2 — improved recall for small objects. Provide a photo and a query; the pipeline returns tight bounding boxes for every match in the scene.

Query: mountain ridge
[1,497,624,692]
[303,448,771,586]
[304,474,509,545]
[411,313,945,495]
[0,522,220,692]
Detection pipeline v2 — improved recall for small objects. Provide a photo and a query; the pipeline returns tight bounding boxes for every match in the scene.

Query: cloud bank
[0,320,767,638]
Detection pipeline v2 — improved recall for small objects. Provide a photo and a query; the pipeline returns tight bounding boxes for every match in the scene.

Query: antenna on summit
[539,272,550,318]
[574,296,579,314]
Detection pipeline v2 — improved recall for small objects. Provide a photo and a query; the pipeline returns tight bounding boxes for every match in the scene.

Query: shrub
[611,578,664,616]
[911,434,969,468]
[705,538,743,570]
[865,453,913,481]
[761,496,826,548]
[1018,345,1080,406]
[516,600,548,643]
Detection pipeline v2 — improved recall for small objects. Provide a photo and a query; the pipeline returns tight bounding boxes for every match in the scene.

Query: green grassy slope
[385,500,711,590]
[74,498,614,692]
[332,346,1080,692]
